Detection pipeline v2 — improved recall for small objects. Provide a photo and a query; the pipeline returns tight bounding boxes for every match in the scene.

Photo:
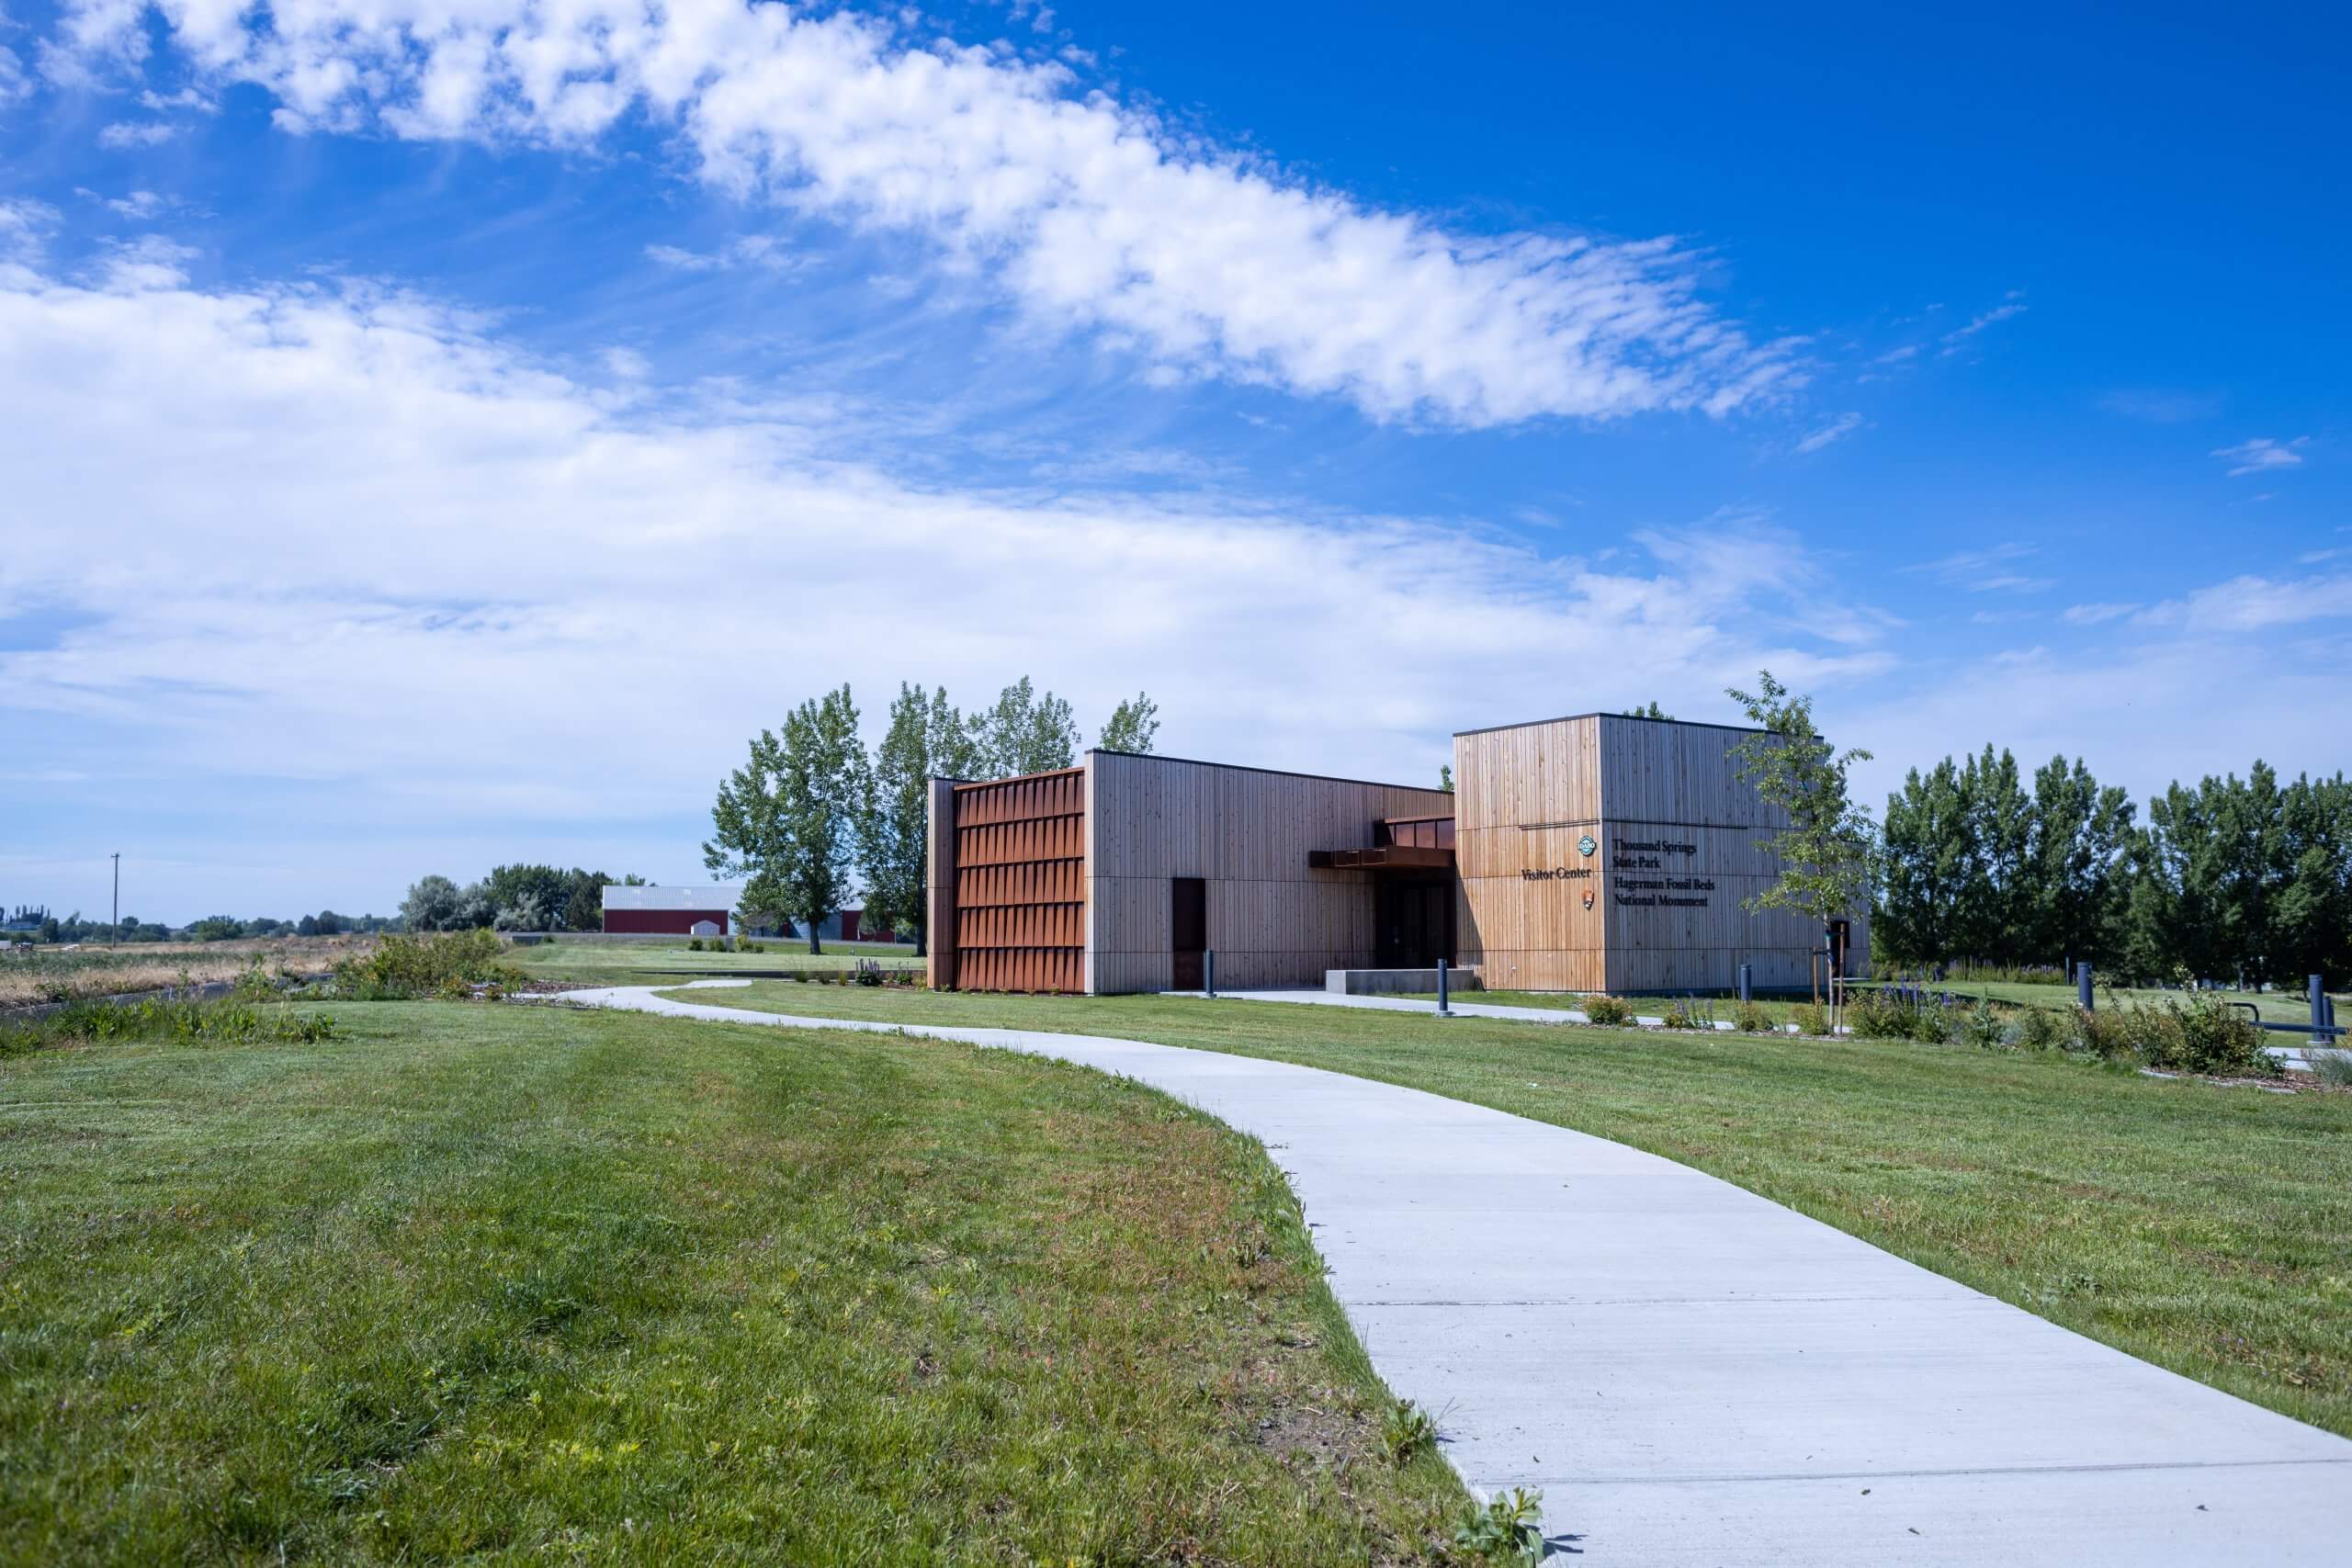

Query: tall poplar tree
[859,682,978,955]
[969,677,1080,777]
[706,684,869,954]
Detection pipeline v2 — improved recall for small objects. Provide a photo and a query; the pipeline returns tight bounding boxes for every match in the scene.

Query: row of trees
[3,905,390,942]
[399,866,644,933]
[1876,750,2352,986]
[707,679,1159,953]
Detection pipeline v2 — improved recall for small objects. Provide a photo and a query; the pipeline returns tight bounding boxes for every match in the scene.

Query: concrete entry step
[1326,966,1484,996]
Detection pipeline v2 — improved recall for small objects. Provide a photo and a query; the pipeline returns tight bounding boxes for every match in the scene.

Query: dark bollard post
[2314,975,2328,1048]
[2077,963,2095,1011]
[1205,950,1216,999]
[1437,958,1452,1017]
[1738,963,1753,1004]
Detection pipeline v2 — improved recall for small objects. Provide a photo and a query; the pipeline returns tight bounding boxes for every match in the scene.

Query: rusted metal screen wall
[954,767,1086,993]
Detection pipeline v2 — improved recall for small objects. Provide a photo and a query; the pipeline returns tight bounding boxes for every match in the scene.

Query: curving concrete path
[548,983,2352,1564]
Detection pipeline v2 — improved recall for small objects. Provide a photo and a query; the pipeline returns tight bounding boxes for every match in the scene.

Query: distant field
[0,937,369,1007]
[657,983,2352,1438]
[0,998,1461,1561]
[512,937,924,985]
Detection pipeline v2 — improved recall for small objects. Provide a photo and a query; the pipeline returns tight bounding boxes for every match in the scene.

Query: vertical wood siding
[1087,751,1455,993]
[950,766,1087,993]
[1454,715,1869,994]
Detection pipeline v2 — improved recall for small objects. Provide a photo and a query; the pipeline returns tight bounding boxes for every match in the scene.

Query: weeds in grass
[2312,1052,2352,1089]
[1380,1398,1439,1466]
[2012,1007,2064,1051]
[1453,1486,1546,1564]
[0,997,338,1055]
[1791,1003,1829,1035]
[1584,996,1633,1026]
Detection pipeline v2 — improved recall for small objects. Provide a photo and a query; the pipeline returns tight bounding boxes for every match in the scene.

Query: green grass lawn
[658,984,2352,1438]
[513,937,923,986]
[1405,980,2346,1032]
[0,1000,1462,1562]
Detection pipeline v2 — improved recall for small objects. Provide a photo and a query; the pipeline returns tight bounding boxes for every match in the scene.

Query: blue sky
[2,0,2346,921]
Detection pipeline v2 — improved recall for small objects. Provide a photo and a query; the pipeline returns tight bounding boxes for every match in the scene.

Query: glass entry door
[1375,876,1452,969]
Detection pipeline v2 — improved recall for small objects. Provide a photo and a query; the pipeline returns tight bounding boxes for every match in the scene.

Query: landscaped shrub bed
[330,929,526,1000]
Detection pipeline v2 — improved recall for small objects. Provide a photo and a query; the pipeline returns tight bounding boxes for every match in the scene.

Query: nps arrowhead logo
[1577,834,1598,858]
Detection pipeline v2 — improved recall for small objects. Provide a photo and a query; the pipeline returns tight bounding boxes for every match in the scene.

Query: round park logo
[1577,833,1598,858]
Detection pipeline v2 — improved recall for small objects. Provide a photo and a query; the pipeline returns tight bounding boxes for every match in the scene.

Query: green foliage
[1439,762,1454,794]
[707,684,870,955]
[1583,996,1633,1026]
[1734,999,1772,1032]
[1726,671,1875,932]
[1791,1002,1829,1035]
[1623,699,1671,719]
[968,675,1080,778]
[858,682,971,956]
[0,997,337,1055]
[1453,1487,1545,1564]
[2312,1052,2352,1089]
[330,930,522,1000]
[2013,1005,2064,1050]
[1661,998,1701,1030]
[1379,1398,1438,1466]
[1096,691,1160,753]
[686,938,704,952]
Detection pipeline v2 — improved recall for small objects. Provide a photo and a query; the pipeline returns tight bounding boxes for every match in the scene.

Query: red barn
[600,884,743,936]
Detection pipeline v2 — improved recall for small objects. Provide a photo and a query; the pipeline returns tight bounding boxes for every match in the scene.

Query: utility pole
[110,852,120,948]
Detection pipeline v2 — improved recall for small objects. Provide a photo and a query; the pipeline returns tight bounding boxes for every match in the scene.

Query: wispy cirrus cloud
[43,0,1804,430]
[1792,412,1863,455]
[2211,435,2308,477]
[2098,388,2221,423]
[1905,542,2052,594]
[1939,293,2027,356]
[2061,602,2137,626]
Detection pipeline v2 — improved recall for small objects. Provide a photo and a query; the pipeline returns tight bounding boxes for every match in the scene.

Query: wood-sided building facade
[926,750,1455,995]
[925,716,1864,996]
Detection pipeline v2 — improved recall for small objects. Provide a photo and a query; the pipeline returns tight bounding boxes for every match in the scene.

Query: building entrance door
[1375,876,1452,969]
[1170,877,1206,989]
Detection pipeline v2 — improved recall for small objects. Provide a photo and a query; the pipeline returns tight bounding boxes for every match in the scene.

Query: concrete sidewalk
[551,982,2352,1564]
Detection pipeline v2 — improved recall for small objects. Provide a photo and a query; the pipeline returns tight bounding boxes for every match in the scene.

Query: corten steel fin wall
[1454,715,1868,993]
[948,767,1087,993]
[1088,750,1456,994]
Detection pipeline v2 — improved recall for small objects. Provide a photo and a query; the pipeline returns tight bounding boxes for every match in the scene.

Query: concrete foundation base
[1324,967,1482,996]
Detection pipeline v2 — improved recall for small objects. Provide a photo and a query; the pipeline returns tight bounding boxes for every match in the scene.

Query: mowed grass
[0,1000,1464,1563]
[662,984,2352,1437]
[512,938,922,986]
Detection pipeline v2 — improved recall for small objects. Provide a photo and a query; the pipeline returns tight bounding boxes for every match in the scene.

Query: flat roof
[601,883,743,911]
[1088,747,1453,796]
[1452,712,1768,739]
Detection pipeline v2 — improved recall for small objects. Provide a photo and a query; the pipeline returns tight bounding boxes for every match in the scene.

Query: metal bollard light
[1738,963,1753,1004]
[2078,963,2095,1011]
[1205,949,1216,999]
[2314,974,2328,1048]
[1437,957,1452,1016]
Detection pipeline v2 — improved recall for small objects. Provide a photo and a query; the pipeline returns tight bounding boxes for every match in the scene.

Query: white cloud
[2098,388,2220,423]
[2131,572,2352,634]
[0,260,1872,915]
[2211,435,2308,477]
[1905,543,2052,594]
[97,118,180,147]
[1939,299,2027,355]
[0,196,57,263]
[2061,602,2137,626]
[644,235,803,274]
[103,187,167,218]
[1792,412,1862,454]
[48,0,1802,428]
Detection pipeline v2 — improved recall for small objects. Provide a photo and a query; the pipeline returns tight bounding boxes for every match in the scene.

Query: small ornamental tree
[1725,671,1876,1004]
